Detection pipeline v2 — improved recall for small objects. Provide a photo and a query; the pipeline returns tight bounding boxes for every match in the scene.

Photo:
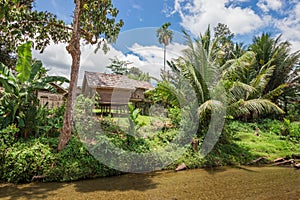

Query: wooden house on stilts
[82,71,153,115]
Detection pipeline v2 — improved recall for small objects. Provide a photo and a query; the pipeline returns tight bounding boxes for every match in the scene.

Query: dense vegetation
[0,1,299,183]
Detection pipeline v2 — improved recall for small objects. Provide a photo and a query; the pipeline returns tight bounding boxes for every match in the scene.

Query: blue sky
[33,0,300,83]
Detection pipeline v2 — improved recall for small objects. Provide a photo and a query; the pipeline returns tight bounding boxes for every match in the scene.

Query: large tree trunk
[58,0,82,151]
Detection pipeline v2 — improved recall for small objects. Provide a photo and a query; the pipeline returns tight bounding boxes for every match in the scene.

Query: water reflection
[0,167,299,200]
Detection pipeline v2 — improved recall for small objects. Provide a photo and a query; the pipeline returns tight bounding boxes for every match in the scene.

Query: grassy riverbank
[0,119,299,183]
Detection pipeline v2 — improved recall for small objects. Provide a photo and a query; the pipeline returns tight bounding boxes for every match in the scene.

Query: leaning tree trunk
[58,0,82,151]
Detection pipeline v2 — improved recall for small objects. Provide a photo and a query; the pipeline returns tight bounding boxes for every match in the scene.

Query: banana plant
[0,41,69,137]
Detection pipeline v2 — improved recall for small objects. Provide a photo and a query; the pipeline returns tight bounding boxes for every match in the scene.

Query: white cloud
[33,41,187,86]
[274,2,300,52]
[172,0,265,36]
[168,0,300,52]
[257,0,283,13]
[32,42,71,77]
[229,0,250,2]
[132,4,143,11]
[33,41,125,86]
[126,42,186,78]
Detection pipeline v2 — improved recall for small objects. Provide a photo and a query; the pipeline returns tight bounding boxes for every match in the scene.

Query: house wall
[96,88,148,104]
[94,87,151,115]
[96,88,132,104]
[131,88,145,100]
[37,91,65,109]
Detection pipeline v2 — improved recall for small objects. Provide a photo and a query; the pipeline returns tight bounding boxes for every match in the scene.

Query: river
[0,166,299,200]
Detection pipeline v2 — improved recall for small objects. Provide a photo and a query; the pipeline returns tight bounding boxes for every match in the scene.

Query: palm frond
[226,81,257,102]
[250,65,275,91]
[198,99,224,120]
[262,84,288,100]
[221,51,256,81]
[228,98,284,118]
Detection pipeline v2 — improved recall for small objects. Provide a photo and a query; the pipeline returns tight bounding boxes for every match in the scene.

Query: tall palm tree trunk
[163,44,166,71]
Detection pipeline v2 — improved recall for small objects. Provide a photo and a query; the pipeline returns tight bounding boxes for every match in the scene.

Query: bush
[0,136,120,183]
[0,124,20,179]
[0,124,19,147]
[38,106,65,137]
[289,122,300,141]
[257,119,283,134]
[167,106,182,127]
[2,139,54,183]
[45,137,120,182]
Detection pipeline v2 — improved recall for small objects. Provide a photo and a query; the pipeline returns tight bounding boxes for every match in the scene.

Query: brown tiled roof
[84,71,153,90]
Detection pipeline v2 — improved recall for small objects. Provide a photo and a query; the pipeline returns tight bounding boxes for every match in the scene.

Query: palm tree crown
[156,22,173,71]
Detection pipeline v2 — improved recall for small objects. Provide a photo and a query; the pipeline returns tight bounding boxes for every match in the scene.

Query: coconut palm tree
[249,33,300,113]
[165,28,284,119]
[221,51,284,119]
[156,22,173,71]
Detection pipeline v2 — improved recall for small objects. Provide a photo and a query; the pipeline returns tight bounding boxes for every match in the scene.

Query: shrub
[0,124,19,147]
[45,137,120,182]
[0,136,120,183]
[167,106,182,127]
[38,106,65,137]
[289,122,300,141]
[2,139,54,183]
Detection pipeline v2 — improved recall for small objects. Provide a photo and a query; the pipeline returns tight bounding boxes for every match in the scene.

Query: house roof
[84,71,153,90]
[37,82,68,94]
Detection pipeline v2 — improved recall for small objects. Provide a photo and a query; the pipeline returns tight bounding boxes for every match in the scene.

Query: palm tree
[147,27,287,157]
[164,28,284,120]
[221,51,284,119]
[156,22,173,71]
[249,33,300,113]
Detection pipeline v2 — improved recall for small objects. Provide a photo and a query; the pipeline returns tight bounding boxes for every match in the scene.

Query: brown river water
[0,166,299,200]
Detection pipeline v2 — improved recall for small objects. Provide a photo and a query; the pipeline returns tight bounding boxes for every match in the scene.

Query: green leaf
[16,42,33,84]
[30,60,43,81]
[0,62,19,94]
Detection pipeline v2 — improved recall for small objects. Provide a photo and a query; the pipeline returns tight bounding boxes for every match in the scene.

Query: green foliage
[0,42,68,136]
[106,58,150,81]
[79,0,124,49]
[156,22,173,70]
[0,124,19,149]
[156,22,173,46]
[287,102,300,121]
[128,103,142,131]
[0,0,70,53]
[45,137,120,182]
[127,67,150,82]
[2,139,54,183]
[16,41,32,83]
[106,57,131,75]
[231,120,300,159]
[167,106,182,127]
[1,116,299,183]
[37,106,65,137]
[249,33,300,116]
[0,62,19,94]
[146,81,180,108]
[0,136,120,183]
[257,118,300,140]
[289,122,300,141]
